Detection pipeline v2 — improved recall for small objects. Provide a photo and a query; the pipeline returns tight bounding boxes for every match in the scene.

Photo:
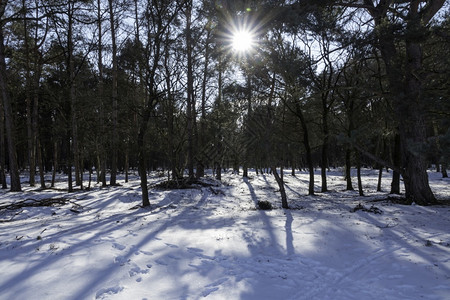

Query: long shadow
[68,187,236,300]
[0,184,235,300]
[244,176,295,257]
[3,173,449,299]
[243,177,284,252]
[285,210,294,256]
[355,205,450,276]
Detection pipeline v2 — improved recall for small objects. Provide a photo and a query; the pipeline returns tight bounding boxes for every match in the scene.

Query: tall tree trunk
[399,29,436,205]
[138,101,153,207]
[320,108,328,192]
[67,0,77,192]
[23,2,35,187]
[243,73,252,178]
[0,24,21,191]
[108,0,118,186]
[295,102,314,196]
[97,0,107,187]
[345,98,355,191]
[162,29,179,181]
[215,56,223,181]
[0,78,6,189]
[185,0,195,179]
[371,2,441,205]
[196,29,211,179]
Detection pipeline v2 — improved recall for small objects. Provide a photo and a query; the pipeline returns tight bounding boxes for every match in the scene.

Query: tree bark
[345,148,354,191]
[377,166,383,192]
[365,0,441,205]
[356,151,364,196]
[390,133,401,194]
[272,166,288,209]
[243,73,252,179]
[295,102,314,195]
[97,0,107,187]
[51,141,58,188]
[37,139,45,189]
[196,28,211,179]
[0,23,21,191]
[320,109,328,192]
[185,0,195,179]
[108,0,118,186]
[23,1,35,187]
[0,74,6,189]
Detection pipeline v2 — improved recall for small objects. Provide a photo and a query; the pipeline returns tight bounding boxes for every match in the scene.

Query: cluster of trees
[0,0,448,207]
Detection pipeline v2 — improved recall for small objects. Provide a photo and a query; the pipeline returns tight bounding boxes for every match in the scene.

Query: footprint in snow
[112,243,126,251]
[206,278,228,287]
[155,259,169,266]
[129,266,149,277]
[114,255,130,266]
[187,247,203,253]
[139,250,154,256]
[165,243,178,248]
[201,287,219,297]
[199,278,228,297]
[95,285,124,299]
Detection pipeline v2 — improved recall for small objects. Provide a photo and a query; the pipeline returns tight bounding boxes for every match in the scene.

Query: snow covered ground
[0,169,449,300]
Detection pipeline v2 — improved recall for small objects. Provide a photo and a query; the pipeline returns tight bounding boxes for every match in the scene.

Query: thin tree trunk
[243,73,252,179]
[51,141,57,188]
[345,98,355,191]
[37,139,45,189]
[138,119,150,207]
[345,148,354,190]
[320,126,328,193]
[0,82,6,189]
[23,1,35,187]
[185,0,195,179]
[197,29,211,179]
[272,166,288,209]
[377,166,383,192]
[295,102,314,195]
[0,25,21,191]
[390,133,401,194]
[67,0,76,192]
[108,0,118,186]
[97,0,106,187]
[356,151,364,196]
[215,57,223,181]
[88,166,92,189]
[125,149,129,183]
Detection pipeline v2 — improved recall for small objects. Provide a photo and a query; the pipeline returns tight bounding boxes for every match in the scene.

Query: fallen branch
[0,198,69,211]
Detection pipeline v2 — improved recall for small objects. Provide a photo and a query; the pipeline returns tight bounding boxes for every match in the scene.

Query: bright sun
[231,30,254,52]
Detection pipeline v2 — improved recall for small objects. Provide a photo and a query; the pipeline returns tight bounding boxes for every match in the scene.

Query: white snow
[0,169,449,299]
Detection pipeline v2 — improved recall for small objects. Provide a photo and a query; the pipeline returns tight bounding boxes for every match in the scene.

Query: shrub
[257,200,273,210]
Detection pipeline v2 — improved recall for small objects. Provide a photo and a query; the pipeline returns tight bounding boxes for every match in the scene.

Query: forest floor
[0,168,449,300]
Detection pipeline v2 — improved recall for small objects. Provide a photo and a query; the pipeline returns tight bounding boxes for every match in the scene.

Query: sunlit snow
[0,169,449,299]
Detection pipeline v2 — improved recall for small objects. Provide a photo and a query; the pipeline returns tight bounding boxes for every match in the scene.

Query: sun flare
[231,30,254,52]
